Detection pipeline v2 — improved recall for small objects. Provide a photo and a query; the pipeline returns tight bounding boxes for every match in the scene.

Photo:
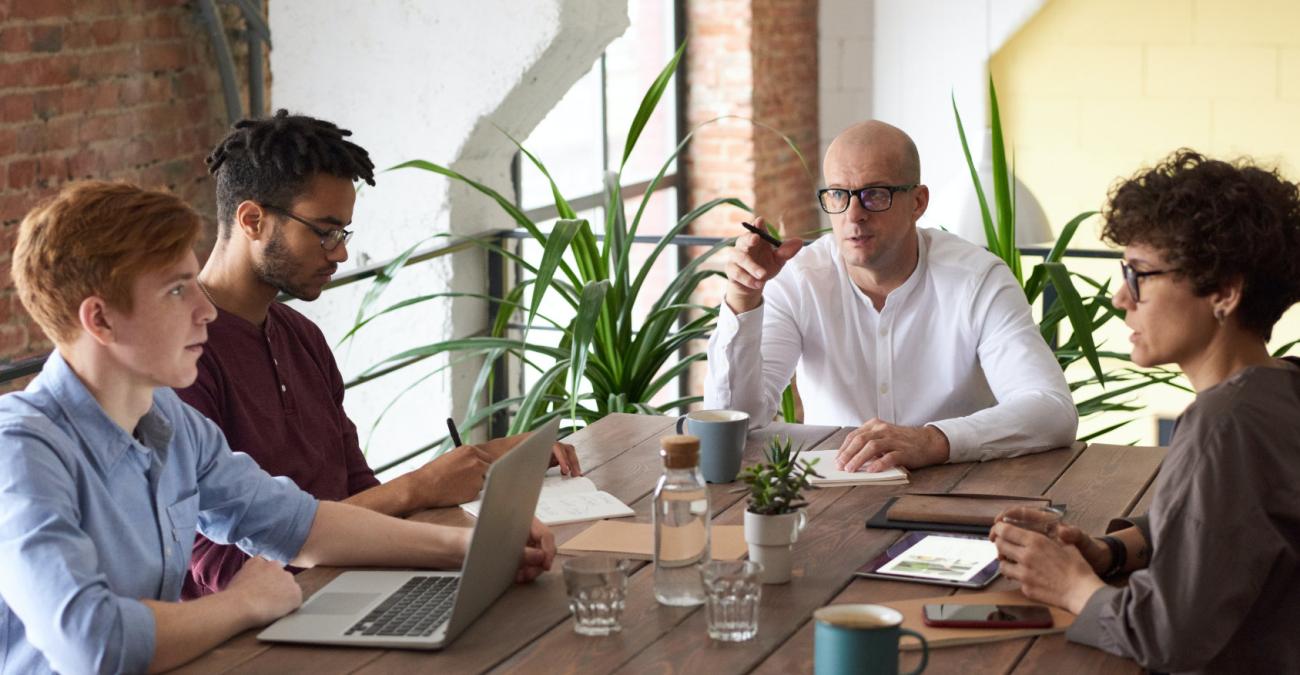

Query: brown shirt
[1067,357,1300,673]
[176,303,380,598]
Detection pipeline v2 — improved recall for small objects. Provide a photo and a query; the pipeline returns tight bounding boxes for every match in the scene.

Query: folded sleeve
[704,278,803,428]
[183,408,318,564]
[0,425,156,675]
[930,262,1078,462]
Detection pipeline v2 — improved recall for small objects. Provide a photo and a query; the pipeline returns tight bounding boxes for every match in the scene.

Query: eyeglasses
[817,184,917,214]
[1120,260,1178,302]
[262,204,353,251]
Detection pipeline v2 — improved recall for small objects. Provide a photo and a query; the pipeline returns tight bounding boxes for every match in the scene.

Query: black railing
[0,230,1123,475]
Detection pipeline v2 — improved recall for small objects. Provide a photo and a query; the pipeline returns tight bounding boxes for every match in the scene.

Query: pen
[446,417,463,447]
[741,221,783,248]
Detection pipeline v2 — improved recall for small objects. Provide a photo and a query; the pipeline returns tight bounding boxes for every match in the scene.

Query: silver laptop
[257,417,559,650]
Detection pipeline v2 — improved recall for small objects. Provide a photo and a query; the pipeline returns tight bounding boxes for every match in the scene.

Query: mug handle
[676,415,687,434]
[899,628,929,675]
[790,510,808,542]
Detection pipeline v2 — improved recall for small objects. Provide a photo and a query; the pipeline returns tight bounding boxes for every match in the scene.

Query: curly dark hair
[1101,149,1300,340]
[206,109,376,238]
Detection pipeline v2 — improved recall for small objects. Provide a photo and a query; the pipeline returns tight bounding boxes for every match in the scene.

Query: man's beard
[254,227,320,301]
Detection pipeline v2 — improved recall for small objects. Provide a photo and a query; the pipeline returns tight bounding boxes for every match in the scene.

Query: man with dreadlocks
[180,110,580,598]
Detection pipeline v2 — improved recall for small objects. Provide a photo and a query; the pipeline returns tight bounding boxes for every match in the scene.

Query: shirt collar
[40,350,175,467]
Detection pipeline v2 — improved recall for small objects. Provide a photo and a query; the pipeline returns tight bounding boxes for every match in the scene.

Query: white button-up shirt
[704,228,1077,463]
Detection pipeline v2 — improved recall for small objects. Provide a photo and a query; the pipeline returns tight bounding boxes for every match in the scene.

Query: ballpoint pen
[446,417,463,447]
[741,221,783,248]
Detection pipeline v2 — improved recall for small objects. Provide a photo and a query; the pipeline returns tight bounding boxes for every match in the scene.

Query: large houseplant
[739,435,820,583]
[951,78,1187,439]
[342,44,808,446]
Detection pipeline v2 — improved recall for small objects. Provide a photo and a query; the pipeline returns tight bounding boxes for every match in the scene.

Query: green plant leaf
[1272,338,1300,357]
[568,280,610,424]
[528,219,584,333]
[780,385,798,423]
[988,76,1016,266]
[952,92,998,253]
[621,40,685,170]
[1042,262,1106,384]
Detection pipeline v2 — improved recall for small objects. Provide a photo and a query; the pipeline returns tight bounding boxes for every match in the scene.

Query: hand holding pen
[724,217,804,314]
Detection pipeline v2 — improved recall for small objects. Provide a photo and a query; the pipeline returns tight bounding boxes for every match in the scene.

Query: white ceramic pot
[743,509,807,584]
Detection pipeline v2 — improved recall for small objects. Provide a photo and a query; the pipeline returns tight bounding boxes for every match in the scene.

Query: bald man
[704,121,1077,472]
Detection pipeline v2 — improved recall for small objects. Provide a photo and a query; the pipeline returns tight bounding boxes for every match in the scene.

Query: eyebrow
[162,272,196,286]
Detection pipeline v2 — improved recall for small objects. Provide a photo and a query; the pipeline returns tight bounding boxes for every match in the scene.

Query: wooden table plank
[175,413,677,675]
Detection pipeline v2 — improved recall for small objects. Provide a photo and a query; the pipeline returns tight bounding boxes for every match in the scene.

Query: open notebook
[801,449,910,486]
[461,474,634,526]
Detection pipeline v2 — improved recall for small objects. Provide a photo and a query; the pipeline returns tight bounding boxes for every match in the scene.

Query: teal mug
[814,604,928,675]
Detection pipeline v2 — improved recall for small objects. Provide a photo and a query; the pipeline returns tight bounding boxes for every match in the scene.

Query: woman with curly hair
[990,149,1300,673]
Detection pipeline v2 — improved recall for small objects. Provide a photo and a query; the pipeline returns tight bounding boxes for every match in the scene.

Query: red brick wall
[684,0,819,410]
[0,0,241,367]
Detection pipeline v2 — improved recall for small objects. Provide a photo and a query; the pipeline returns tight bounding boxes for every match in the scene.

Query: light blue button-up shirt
[0,351,319,674]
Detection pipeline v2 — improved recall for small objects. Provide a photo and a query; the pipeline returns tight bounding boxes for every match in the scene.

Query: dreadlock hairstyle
[206,109,376,238]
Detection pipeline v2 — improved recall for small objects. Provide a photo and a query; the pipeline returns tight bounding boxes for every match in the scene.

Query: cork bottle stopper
[660,434,700,469]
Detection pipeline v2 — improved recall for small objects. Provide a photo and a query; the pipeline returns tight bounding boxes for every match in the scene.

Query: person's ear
[910,184,930,221]
[234,200,268,241]
[77,295,116,347]
[1209,276,1244,324]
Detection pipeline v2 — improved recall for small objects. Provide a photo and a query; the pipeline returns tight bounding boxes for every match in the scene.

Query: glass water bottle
[653,434,711,606]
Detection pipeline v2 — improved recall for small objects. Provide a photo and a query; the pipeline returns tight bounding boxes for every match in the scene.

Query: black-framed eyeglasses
[817,184,917,214]
[262,204,352,251]
[1120,260,1178,302]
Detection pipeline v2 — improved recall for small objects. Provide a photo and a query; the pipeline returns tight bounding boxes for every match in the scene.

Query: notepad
[460,475,635,526]
[801,450,910,486]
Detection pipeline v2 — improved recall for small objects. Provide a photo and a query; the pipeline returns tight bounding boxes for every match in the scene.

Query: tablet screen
[856,531,1001,587]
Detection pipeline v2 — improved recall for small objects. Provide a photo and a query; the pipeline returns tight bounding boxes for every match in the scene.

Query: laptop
[257,417,559,649]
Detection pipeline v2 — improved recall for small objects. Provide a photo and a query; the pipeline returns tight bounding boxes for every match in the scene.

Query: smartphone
[921,603,1053,629]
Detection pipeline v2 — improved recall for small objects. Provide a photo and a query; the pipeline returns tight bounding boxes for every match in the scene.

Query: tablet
[854,531,1000,588]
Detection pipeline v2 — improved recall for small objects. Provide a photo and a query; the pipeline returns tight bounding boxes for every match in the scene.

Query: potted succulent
[739,435,821,584]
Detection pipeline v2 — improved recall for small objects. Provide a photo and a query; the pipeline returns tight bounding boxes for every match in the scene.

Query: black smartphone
[921,603,1053,629]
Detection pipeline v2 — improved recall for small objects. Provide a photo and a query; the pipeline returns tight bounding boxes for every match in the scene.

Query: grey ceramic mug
[675,410,749,483]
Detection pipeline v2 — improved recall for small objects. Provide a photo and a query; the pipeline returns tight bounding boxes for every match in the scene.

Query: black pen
[741,221,783,248]
[446,417,463,447]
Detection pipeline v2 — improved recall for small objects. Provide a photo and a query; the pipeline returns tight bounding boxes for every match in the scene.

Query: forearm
[143,593,257,673]
[933,389,1077,463]
[342,477,417,517]
[291,501,467,570]
[1105,525,1151,574]
[704,303,790,425]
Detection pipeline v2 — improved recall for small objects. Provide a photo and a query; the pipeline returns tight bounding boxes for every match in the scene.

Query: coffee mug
[675,410,749,483]
[814,604,928,675]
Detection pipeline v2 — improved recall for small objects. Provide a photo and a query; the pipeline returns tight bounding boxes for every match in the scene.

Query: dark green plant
[341,43,810,447]
[952,78,1186,440]
[740,435,822,516]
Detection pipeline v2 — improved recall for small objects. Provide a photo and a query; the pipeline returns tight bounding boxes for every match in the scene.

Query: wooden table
[178,414,1163,674]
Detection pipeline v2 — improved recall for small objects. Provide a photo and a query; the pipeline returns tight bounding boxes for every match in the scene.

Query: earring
[1213,308,1226,324]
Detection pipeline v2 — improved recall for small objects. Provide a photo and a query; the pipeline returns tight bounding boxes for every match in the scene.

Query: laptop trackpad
[300,592,380,615]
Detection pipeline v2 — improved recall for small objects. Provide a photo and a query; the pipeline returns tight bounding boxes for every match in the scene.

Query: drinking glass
[700,560,763,641]
[999,505,1065,537]
[563,555,632,636]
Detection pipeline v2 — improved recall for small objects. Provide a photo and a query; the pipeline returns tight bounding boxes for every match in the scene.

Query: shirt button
[879,327,887,337]
[880,383,889,395]
[281,384,287,392]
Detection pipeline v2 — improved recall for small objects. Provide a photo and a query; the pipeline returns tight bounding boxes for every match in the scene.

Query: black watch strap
[1100,535,1127,579]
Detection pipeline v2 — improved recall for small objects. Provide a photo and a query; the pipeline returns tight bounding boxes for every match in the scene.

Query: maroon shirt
[177,302,380,598]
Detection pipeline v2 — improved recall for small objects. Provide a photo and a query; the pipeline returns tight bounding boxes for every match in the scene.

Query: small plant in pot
[739,435,821,584]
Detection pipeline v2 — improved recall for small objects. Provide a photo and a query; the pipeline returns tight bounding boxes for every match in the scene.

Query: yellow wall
[992,0,1300,443]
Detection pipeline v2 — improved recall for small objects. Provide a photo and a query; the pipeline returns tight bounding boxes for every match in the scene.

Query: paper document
[461,475,635,526]
[801,450,910,486]
[877,535,998,583]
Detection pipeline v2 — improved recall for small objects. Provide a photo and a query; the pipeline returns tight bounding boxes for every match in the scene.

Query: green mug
[814,604,928,675]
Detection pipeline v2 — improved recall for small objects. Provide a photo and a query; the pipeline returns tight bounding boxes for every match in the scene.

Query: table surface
[177,414,1164,675]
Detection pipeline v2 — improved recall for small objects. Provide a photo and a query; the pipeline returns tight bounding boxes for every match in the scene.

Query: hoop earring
[1213,308,1226,324]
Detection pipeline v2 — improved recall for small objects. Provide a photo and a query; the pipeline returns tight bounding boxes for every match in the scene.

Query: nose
[327,240,349,264]
[195,284,217,324]
[1113,279,1135,311]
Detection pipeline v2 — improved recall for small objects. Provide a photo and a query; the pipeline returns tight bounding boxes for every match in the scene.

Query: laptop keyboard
[345,576,460,638]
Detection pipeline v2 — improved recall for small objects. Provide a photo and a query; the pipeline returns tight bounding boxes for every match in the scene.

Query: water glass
[700,560,763,641]
[563,555,632,636]
[999,505,1065,537]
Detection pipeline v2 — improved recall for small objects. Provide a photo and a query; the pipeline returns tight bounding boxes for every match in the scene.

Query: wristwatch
[1099,535,1127,579]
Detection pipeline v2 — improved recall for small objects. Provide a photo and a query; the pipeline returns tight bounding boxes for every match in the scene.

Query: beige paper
[878,589,1076,650]
[558,520,748,561]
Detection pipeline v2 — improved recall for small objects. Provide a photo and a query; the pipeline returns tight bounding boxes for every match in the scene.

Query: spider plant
[952,77,1185,440]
